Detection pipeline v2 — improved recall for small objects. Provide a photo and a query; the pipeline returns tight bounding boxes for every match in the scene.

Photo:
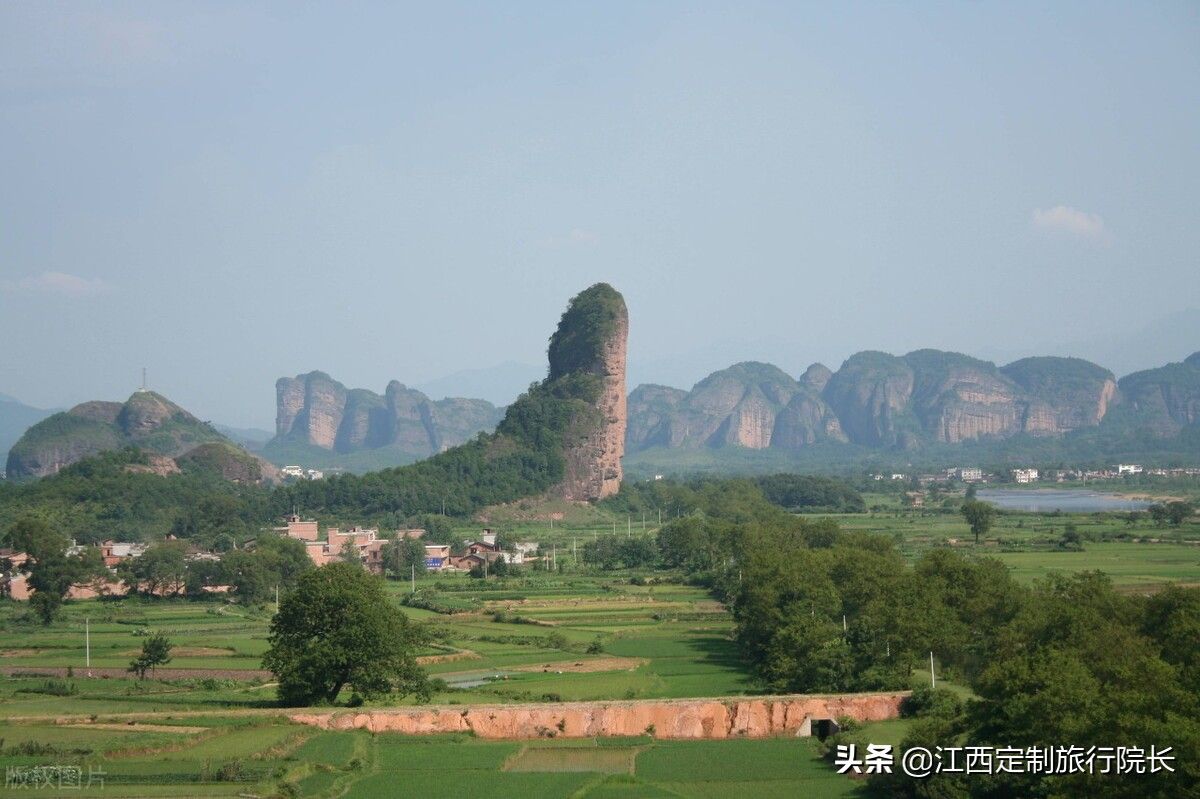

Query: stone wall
[290,692,906,740]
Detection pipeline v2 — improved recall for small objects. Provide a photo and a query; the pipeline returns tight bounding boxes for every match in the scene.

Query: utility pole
[573,538,577,562]
[275,585,279,614]
[658,509,662,525]
[930,652,936,689]
[642,512,645,530]
[410,563,415,594]
[842,614,847,633]
[85,617,91,673]
[552,544,557,571]
[627,516,631,537]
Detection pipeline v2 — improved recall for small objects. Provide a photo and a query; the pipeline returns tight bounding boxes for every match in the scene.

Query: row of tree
[644,482,1199,797]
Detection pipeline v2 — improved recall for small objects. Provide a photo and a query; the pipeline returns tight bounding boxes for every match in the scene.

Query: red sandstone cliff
[290,692,907,739]
[545,284,628,502]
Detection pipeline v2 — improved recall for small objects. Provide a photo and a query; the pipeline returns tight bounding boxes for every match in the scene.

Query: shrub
[901,685,964,720]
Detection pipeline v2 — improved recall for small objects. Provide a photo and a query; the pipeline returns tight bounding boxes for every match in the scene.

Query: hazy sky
[2,3,1198,428]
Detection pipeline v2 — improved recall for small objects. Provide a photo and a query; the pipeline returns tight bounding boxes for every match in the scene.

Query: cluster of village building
[1,538,193,601]
[277,514,542,575]
[279,465,325,481]
[0,515,545,602]
[874,463,1199,486]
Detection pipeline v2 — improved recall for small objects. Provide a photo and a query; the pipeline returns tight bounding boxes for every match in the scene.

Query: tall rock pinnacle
[546,283,628,501]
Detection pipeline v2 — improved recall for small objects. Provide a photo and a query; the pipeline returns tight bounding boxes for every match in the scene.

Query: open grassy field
[818,500,1200,586]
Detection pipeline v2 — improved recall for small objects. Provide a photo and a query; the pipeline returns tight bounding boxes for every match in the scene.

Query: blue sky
[1,2,1197,427]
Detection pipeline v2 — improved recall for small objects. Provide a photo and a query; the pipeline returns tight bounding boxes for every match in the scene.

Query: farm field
[816,504,1200,585]
[0,574,752,715]
[2,498,1196,797]
[0,717,881,798]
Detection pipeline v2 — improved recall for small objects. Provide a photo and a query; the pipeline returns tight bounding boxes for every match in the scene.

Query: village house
[1012,468,1039,484]
[449,553,487,572]
[424,544,452,570]
[955,467,984,483]
[277,515,424,574]
[505,542,541,565]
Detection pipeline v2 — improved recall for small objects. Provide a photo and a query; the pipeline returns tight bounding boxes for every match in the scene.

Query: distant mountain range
[624,350,1200,473]
[5,348,1198,481]
[263,371,505,471]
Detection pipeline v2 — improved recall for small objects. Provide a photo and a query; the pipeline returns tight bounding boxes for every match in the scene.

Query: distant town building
[1116,464,1144,475]
[955,467,984,483]
[280,465,324,480]
[1012,468,1039,484]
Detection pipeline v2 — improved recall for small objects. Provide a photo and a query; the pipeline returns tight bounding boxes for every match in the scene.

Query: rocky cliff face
[1001,356,1118,433]
[291,692,907,739]
[6,391,239,480]
[627,350,1128,454]
[269,372,504,462]
[822,352,917,447]
[1108,352,1200,436]
[275,372,347,449]
[771,390,847,448]
[546,283,628,501]
[626,385,688,450]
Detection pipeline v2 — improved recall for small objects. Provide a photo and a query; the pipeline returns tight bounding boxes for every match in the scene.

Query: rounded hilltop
[5,389,243,481]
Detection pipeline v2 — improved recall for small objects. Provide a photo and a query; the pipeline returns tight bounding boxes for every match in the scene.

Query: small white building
[1012,468,1039,484]
[503,542,541,565]
[1116,464,1143,475]
[956,467,983,483]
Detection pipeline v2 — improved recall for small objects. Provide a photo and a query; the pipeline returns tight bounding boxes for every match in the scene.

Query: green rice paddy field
[0,721,867,798]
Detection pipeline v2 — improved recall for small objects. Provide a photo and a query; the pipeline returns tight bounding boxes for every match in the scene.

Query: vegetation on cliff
[6,391,231,480]
[546,282,626,380]
[279,284,625,516]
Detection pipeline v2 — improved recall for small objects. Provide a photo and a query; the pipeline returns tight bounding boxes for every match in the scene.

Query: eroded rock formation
[627,350,1129,454]
[270,372,503,461]
[546,283,628,501]
[290,692,906,739]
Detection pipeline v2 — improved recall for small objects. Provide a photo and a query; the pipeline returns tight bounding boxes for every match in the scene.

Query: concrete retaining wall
[290,692,907,739]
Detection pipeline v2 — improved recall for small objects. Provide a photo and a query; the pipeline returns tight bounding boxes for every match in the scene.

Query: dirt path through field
[0,665,271,680]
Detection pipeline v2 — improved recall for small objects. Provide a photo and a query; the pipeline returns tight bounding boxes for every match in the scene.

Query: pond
[975,489,1152,513]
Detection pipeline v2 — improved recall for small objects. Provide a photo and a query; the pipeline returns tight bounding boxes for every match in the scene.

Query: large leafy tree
[959,499,996,545]
[222,533,311,604]
[263,563,428,705]
[382,537,427,580]
[128,541,188,596]
[5,516,106,624]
